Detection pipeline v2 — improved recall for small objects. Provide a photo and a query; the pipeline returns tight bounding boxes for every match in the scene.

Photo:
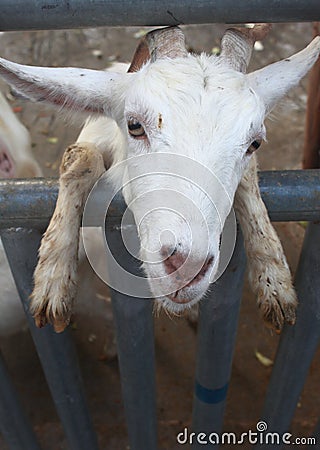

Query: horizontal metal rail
[0,170,319,230]
[0,0,319,31]
[0,228,99,450]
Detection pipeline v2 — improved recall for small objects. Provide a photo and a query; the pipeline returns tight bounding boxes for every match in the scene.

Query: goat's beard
[153,294,203,317]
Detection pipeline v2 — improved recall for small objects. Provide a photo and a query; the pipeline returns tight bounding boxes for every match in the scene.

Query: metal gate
[0,2,320,449]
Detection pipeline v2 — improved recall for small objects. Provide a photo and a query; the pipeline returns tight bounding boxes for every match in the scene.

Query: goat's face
[119,56,265,311]
[0,25,319,313]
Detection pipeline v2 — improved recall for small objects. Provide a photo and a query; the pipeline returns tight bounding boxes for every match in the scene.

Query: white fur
[0,92,42,178]
[235,155,297,329]
[0,100,108,334]
[0,33,319,331]
[0,92,42,335]
[30,143,105,331]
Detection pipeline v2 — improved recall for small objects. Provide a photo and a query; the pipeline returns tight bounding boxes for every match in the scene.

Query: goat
[0,25,318,333]
[0,91,42,335]
[0,92,42,178]
[0,92,111,340]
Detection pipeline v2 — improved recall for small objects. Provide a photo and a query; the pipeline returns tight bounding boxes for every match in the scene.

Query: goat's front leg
[234,155,297,331]
[30,143,105,332]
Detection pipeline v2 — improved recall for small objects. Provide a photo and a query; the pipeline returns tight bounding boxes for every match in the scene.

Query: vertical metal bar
[0,228,99,450]
[107,224,158,450]
[111,290,157,450]
[254,222,320,449]
[310,419,320,448]
[191,229,246,449]
[0,350,41,450]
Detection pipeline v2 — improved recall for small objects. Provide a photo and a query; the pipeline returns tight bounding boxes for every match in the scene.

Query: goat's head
[0,26,319,312]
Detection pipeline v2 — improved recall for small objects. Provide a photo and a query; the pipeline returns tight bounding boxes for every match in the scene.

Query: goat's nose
[161,245,214,284]
[161,246,187,275]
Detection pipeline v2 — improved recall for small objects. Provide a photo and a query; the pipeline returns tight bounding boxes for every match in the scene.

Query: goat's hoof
[30,232,78,333]
[33,308,70,333]
[30,293,73,333]
[257,283,297,332]
[32,306,71,333]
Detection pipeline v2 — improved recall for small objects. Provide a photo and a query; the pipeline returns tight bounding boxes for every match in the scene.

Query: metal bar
[0,228,99,450]
[107,220,158,450]
[0,0,319,31]
[0,170,320,230]
[258,170,320,222]
[0,178,57,230]
[191,229,246,449]
[310,419,320,448]
[0,350,41,450]
[254,222,320,450]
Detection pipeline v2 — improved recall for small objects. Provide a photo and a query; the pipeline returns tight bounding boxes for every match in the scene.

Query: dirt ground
[0,23,319,449]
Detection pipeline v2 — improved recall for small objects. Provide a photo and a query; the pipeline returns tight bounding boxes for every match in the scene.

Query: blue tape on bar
[195,381,229,404]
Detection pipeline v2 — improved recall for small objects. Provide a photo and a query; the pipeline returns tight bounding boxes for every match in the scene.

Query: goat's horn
[220,23,272,73]
[128,26,188,73]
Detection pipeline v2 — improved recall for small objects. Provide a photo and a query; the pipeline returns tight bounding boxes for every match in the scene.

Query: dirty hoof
[30,295,71,333]
[256,277,297,332]
[30,246,78,333]
[33,304,70,333]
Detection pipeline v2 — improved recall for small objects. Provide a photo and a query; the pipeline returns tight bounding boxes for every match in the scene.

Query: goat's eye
[247,139,262,154]
[127,119,146,138]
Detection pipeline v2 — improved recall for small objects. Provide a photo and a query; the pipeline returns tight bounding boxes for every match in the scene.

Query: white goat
[0,92,108,337]
[0,25,318,333]
[0,91,42,335]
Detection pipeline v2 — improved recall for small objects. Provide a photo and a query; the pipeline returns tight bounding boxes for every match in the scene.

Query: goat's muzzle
[161,244,215,304]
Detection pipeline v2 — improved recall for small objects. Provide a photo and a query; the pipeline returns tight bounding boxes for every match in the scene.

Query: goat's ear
[0,58,126,115]
[248,36,320,114]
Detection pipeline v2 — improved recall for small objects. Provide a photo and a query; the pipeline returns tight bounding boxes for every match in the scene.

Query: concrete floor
[0,23,319,449]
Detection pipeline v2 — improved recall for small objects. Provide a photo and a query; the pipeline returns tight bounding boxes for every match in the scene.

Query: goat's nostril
[161,245,176,259]
[161,246,187,275]
[161,246,214,281]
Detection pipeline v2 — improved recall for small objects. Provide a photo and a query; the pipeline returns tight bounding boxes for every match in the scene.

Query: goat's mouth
[166,257,214,304]
[149,255,217,313]
[155,288,206,315]
[168,293,191,305]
